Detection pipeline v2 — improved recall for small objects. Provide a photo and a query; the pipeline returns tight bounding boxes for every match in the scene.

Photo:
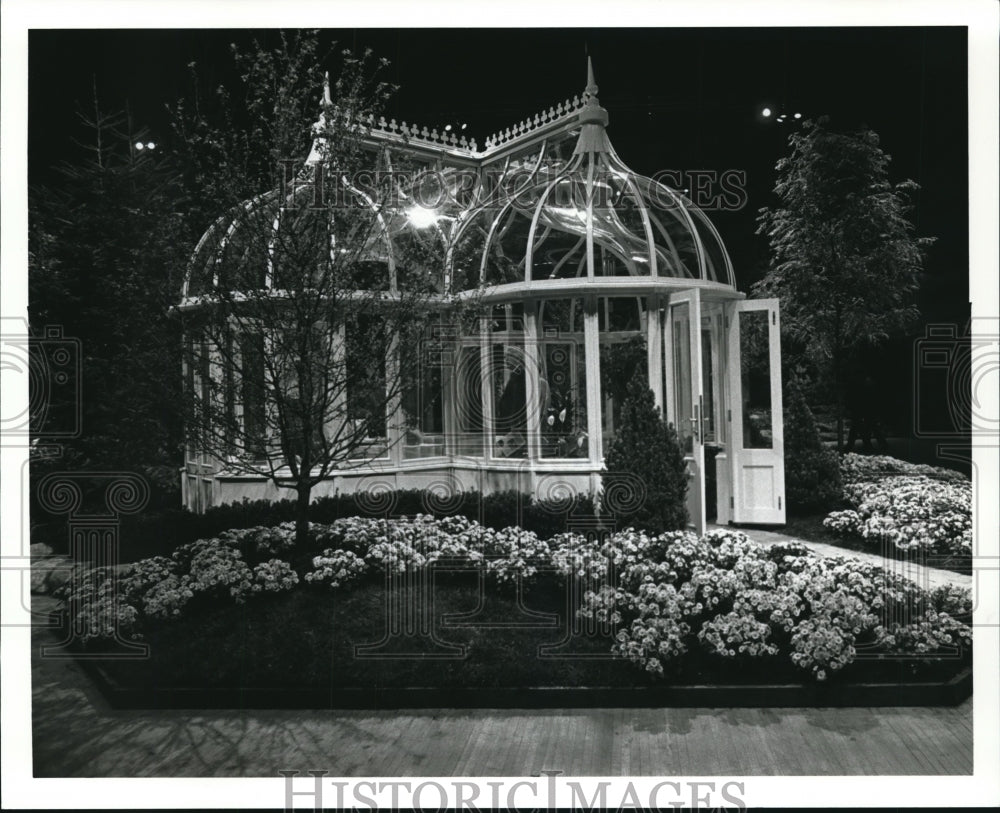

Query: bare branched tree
[173,33,465,543]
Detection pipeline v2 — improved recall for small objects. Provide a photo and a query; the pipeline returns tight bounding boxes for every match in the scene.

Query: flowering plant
[839,453,969,485]
[178,539,256,603]
[579,526,971,681]
[305,548,368,588]
[252,558,299,593]
[824,473,971,557]
[218,524,296,559]
[484,527,551,583]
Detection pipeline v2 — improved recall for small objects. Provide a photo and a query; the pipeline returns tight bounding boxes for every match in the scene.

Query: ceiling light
[406,206,439,228]
[146,142,156,150]
[444,124,452,132]
[135,141,144,150]
[761,107,772,117]
[793,112,802,120]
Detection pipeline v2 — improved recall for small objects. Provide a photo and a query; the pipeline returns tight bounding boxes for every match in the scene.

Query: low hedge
[31,488,598,563]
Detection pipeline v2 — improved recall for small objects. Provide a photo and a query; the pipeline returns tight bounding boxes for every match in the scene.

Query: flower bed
[55,515,971,698]
[823,454,972,564]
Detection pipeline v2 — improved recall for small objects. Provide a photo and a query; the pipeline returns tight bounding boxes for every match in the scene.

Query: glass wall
[489,306,528,458]
[598,297,645,450]
[401,321,447,460]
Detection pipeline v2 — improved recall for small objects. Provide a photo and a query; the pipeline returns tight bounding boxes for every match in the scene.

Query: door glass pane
[671,302,692,453]
[701,320,715,444]
[739,310,773,449]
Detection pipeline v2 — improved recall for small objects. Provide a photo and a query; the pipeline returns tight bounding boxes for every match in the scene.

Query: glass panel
[345,315,387,442]
[454,344,484,456]
[539,341,588,458]
[701,321,715,444]
[240,333,267,459]
[490,339,528,459]
[599,334,646,449]
[739,310,773,449]
[598,296,642,333]
[539,297,584,334]
[671,302,693,453]
[401,327,446,460]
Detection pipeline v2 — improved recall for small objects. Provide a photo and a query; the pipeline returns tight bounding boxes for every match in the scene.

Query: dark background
[28,27,971,445]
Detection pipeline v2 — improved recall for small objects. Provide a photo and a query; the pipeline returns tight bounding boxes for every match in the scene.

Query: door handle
[691,403,700,443]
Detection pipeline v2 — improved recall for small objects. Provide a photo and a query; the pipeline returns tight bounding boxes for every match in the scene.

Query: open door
[726,298,786,525]
[665,289,705,534]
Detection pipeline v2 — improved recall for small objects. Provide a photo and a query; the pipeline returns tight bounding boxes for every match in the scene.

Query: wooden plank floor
[31,629,973,778]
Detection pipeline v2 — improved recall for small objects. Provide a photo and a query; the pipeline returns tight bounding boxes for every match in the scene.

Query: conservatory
[178,61,786,533]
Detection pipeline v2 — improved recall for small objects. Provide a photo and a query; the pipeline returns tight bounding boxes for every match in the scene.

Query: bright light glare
[761,107,772,117]
[135,141,144,150]
[146,142,156,150]
[444,124,452,132]
[406,206,439,228]
[794,112,802,119]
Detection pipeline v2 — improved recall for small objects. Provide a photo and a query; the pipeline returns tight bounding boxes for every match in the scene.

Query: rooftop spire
[574,57,610,155]
[306,71,334,167]
[585,55,598,99]
[322,71,332,106]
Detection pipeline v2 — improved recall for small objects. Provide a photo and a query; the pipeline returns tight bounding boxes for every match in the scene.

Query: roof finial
[322,71,332,106]
[586,56,598,99]
[574,56,610,155]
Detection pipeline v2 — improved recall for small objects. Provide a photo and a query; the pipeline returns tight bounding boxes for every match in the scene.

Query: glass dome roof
[182,61,736,304]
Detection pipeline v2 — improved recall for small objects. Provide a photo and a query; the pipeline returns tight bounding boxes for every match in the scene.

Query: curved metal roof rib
[181,59,737,309]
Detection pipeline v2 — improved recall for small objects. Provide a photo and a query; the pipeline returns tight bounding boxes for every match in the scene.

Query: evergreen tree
[783,376,843,514]
[604,377,688,533]
[755,117,934,448]
[29,86,189,501]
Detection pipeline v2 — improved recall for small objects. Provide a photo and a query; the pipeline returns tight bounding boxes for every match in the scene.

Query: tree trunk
[295,482,312,548]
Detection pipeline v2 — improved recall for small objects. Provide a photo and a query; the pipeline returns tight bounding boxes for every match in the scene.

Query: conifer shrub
[603,378,689,533]
[784,377,843,513]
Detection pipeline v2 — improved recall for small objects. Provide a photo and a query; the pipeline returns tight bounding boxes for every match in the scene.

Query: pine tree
[603,377,688,533]
[29,84,189,501]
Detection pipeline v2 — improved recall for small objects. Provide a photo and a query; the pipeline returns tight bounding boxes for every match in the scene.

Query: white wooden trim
[668,288,705,535]
[726,298,786,525]
[583,303,603,466]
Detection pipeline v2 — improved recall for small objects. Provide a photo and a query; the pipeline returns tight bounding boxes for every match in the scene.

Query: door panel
[667,289,705,534]
[726,299,786,525]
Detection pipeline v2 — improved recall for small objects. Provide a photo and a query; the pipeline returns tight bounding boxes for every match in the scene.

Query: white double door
[663,290,785,534]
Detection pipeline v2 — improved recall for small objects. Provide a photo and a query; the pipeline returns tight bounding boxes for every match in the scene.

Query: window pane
[671,302,693,453]
[701,321,715,444]
[241,333,266,459]
[490,339,528,458]
[401,327,446,459]
[739,310,773,449]
[340,316,389,461]
[454,344,485,456]
[539,341,588,458]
